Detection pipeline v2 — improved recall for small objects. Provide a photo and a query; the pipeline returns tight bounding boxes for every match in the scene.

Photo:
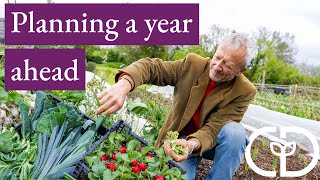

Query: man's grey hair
[219,33,254,68]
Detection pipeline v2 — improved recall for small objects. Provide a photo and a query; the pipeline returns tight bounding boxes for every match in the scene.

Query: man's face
[209,43,247,83]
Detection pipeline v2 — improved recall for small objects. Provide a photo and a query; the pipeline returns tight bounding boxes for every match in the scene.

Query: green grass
[94,63,152,89]
[104,62,127,69]
[94,63,118,85]
[0,45,4,55]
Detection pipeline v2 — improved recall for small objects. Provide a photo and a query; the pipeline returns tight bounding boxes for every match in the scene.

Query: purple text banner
[5,49,85,90]
[5,4,199,45]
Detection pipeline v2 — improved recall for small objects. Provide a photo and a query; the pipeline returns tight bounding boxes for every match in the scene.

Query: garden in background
[1,25,320,179]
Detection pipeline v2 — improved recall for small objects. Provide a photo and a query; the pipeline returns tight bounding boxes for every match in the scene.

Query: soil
[195,135,320,180]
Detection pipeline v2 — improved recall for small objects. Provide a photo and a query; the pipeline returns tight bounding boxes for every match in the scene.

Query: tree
[75,45,104,64]
[200,25,231,54]
[245,27,297,81]
[172,46,211,60]
[271,31,297,65]
[296,62,320,77]
[106,48,125,63]
[117,45,168,64]
[253,58,300,85]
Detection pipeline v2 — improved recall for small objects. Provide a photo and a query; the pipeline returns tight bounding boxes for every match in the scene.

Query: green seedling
[165,131,186,155]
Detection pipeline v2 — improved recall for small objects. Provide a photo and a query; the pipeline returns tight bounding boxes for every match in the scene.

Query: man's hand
[163,139,199,162]
[95,78,131,116]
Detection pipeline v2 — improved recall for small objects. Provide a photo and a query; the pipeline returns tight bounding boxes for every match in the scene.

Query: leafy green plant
[272,155,279,171]
[84,131,186,180]
[245,147,260,172]
[253,91,319,120]
[0,126,36,180]
[86,61,97,72]
[45,90,85,106]
[260,138,268,150]
[165,131,186,155]
[126,90,171,145]
[298,153,304,163]
[244,162,250,173]
[18,91,90,143]
[0,52,23,106]
[30,122,96,179]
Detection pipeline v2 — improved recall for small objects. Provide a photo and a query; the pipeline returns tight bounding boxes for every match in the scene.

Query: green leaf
[82,120,94,130]
[102,169,112,180]
[148,161,160,168]
[36,114,52,134]
[108,132,115,144]
[0,138,13,153]
[155,148,165,159]
[6,91,21,104]
[46,166,75,179]
[32,91,48,122]
[118,165,130,173]
[64,172,78,180]
[32,132,48,179]
[18,100,32,140]
[50,111,64,127]
[85,156,98,168]
[0,131,12,142]
[95,115,105,131]
[121,173,132,179]
[128,151,141,161]
[117,153,130,162]
[0,89,8,102]
[145,157,155,163]
[103,169,118,180]
[126,98,149,116]
[88,172,99,180]
[127,139,140,153]
[114,133,125,142]
[76,130,94,145]
[147,169,160,177]
[58,105,67,114]
[164,167,181,177]
[141,146,154,155]
[92,161,105,175]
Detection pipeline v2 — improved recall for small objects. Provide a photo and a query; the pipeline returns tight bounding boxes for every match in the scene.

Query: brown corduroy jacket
[115,53,256,156]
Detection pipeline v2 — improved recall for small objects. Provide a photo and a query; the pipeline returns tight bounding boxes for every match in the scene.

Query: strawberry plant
[84,129,186,180]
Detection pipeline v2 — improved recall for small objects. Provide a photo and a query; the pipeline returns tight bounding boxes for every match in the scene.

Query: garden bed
[195,135,320,180]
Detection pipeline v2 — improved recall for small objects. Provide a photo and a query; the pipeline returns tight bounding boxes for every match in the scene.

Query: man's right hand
[95,78,132,116]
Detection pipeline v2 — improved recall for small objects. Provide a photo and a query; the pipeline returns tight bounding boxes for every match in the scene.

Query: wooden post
[262,70,266,90]
[291,85,298,113]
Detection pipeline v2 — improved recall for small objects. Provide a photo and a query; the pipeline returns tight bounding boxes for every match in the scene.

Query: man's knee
[218,122,248,150]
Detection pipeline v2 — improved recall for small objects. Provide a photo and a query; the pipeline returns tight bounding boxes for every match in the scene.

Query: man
[96,33,256,180]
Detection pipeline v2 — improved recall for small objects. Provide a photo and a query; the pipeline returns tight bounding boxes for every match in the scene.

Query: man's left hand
[163,139,197,162]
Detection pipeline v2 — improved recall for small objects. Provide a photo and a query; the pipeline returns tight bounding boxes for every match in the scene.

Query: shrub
[86,61,96,72]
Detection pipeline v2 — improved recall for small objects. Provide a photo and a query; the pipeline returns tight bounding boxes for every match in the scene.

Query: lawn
[94,62,152,89]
